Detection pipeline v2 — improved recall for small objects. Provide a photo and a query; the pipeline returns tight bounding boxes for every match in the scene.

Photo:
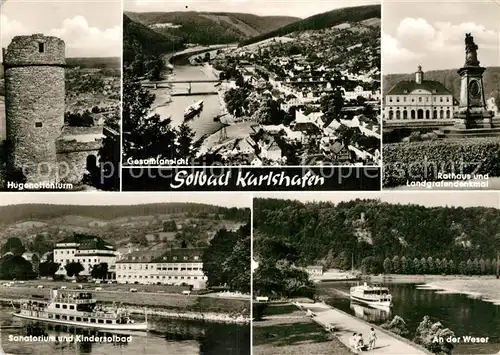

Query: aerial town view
[0,193,251,355]
[382,1,500,189]
[0,1,121,191]
[122,0,381,167]
[252,192,500,355]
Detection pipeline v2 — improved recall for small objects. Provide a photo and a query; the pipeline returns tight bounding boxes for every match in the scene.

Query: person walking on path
[368,328,377,350]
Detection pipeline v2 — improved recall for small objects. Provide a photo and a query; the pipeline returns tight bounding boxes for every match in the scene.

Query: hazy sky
[0,0,121,58]
[254,192,500,208]
[383,0,500,74]
[125,0,380,19]
[0,193,251,208]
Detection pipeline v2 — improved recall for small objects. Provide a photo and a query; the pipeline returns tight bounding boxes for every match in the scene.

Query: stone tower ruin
[2,34,65,183]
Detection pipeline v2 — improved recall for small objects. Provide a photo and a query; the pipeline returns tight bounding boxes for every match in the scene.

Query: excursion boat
[350,282,393,308]
[13,290,148,331]
[184,100,204,120]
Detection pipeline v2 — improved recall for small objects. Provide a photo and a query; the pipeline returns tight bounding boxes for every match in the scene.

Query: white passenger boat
[350,282,393,308]
[13,290,148,331]
[184,100,204,120]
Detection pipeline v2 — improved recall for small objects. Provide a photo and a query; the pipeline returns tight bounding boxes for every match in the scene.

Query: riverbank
[129,307,249,324]
[0,287,250,324]
[418,278,500,305]
[365,274,498,283]
[199,121,257,155]
[253,303,352,355]
[1,297,249,325]
[364,274,500,305]
[294,301,431,355]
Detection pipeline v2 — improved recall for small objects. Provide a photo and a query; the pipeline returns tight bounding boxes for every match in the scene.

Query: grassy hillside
[254,198,500,268]
[240,4,381,46]
[125,11,299,45]
[0,203,250,255]
[384,67,500,102]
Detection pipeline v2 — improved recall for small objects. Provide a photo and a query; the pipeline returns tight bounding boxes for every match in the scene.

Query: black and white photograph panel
[252,192,500,355]
[382,0,500,190]
[123,0,381,168]
[0,0,121,191]
[0,192,251,355]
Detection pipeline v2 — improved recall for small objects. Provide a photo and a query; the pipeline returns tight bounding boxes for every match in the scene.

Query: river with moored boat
[0,307,250,355]
[152,50,225,141]
[317,278,500,354]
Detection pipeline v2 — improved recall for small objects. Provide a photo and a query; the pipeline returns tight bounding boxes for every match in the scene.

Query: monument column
[454,33,493,129]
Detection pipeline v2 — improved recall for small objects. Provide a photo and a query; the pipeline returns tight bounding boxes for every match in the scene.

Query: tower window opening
[35,122,43,127]
[39,43,44,53]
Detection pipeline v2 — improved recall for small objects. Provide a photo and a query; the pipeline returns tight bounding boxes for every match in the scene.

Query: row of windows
[55,250,76,255]
[158,267,201,271]
[120,266,201,271]
[117,263,200,270]
[388,96,451,103]
[387,106,453,110]
[49,314,113,324]
[117,275,203,280]
[61,259,100,264]
[124,255,198,263]
[55,304,75,310]
[387,109,451,120]
[55,250,114,256]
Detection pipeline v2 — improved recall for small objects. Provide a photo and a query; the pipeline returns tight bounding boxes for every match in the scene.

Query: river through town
[317,280,500,354]
[152,63,223,141]
[0,308,250,355]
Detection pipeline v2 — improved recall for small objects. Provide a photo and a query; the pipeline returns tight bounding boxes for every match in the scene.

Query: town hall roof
[55,234,115,250]
[386,80,453,96]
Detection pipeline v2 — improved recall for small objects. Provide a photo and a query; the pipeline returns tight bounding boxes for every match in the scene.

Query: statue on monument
[464,33,480,66]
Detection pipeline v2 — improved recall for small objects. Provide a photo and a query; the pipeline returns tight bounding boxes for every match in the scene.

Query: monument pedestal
[444,33,500,137]
[454,110,493,129]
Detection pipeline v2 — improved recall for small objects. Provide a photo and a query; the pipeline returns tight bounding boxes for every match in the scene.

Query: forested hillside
[240,4,380,46]
[65,57,121,69]
[123,14,183,64]
[384,67,500,103]
[0,203,249,225]
[253,198,500,272]
[125,11,299,46]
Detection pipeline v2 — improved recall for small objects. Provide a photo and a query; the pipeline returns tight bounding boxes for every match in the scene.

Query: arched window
[411,110,416,119]
[425,110,430,119]
[396,110,401,119]
[433,110,437,119]
[440,110,444,118]
[446,110,451,118]
[403,110,408,119]
[388,110,394,120]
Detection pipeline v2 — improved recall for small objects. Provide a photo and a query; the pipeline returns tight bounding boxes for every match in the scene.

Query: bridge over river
[141,79,221,96]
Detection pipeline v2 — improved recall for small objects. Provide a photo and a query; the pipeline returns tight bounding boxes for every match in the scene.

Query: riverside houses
[53,235,117,279]
[115,248,207,289]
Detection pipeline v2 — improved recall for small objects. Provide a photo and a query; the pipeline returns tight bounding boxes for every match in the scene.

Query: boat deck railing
[21,305,123,320]
[54,297,96,304]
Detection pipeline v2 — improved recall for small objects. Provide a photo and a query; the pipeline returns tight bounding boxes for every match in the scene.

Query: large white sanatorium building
[384,66,458,121]
[115,248,207,289]
[54,235,117,277]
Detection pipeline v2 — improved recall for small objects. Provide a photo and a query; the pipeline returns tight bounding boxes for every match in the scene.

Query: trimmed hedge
[383,138,500,188]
